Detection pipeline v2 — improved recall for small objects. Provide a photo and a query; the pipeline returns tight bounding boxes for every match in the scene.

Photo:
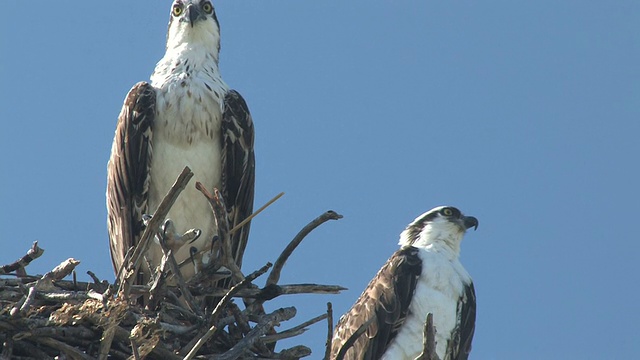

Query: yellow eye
[202,2,213,14]
[172,5,183,17]
[442,208,454,216]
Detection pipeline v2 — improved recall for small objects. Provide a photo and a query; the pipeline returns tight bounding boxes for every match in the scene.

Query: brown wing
[106,82,155,277]
[331,246,422,360]
[220,90,255,269]
[445,282,476,360]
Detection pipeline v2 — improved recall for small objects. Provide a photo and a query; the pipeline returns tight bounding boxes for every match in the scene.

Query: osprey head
[166,0,221,54]
[399,206,478,251]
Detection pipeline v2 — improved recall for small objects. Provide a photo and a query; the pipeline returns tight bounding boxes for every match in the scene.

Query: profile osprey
[107,0,255,284]
[331,206,478,360]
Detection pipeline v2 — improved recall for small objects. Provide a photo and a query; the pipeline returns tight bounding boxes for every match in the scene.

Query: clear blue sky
[1,1,639,359]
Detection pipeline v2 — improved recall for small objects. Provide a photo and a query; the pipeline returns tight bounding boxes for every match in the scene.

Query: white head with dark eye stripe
[166,0,221,57]
[399,206,478,253]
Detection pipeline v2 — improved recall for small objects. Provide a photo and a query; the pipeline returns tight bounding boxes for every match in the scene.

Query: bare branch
[195,182,244,283]
[215,307,297,360]
[261,313,328,344]
[183,263,272,360]
[229,192,285,235]
[119,166,194,298]
[0,241,44,275]
[266,210,343,287]
[10,258,80,317]
[325,302,334,360]
[157,233,202,315]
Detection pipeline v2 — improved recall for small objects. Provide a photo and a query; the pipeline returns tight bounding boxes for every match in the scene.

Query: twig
[195,183,244,282]
[131,338,141,360]
[110,325,181,360]
[0,241,44,275]
[31,336,93,360]
[119,166,193,298]
[98,326,116,360]
[147,249,169,309]
[10,258,80,317]
[0,338,13,360]
[325,302,334,360]
[229,302,272,355]
[86,271,101,284]
[190,283,346,299]
[215,307,297,360]
[229,192,285,235]
[13,326,95,340]
[183,263,272,360]
[274,345,312,359]
[261,313,328,344]
[266,210,343,287]
[11,340,51,359]
[157,232,202,316]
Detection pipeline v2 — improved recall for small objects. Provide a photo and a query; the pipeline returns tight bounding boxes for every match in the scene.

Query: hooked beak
[462,215,479,231]
[186,4,203,27]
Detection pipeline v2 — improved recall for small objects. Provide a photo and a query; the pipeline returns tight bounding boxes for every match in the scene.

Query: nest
[0,167,345,359]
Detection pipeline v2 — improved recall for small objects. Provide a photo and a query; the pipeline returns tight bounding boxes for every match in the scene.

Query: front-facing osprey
[107,0,255,285]
[331,206,478,360]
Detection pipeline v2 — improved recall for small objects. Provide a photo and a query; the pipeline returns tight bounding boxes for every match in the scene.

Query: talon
[189,246,198,267]
[142,214,153,226]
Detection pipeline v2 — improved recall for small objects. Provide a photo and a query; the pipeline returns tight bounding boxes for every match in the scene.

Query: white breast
[382,246,471,360]
[146,52,229,280]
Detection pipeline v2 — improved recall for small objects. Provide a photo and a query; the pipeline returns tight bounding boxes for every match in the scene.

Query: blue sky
[1,1,639,359]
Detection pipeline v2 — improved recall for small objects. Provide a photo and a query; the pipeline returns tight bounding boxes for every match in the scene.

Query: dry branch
[183,263,272,360]
[0,242,44,275]
[230,192,284,235]
[118,166,194,299]
[325,302,334,360]
[266,211,343,287]
[261,313,327,344]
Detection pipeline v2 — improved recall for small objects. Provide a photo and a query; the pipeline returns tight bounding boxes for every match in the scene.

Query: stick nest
[0,168,345,359]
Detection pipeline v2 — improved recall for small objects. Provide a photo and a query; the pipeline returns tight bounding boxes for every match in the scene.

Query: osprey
[107,0,255,285]
[331,206,478,360]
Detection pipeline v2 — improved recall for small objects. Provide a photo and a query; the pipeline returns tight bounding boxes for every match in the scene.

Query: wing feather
[445,282,476,360]
[220,90,255,268]
[106,82,155,276]
[331,246,422,360]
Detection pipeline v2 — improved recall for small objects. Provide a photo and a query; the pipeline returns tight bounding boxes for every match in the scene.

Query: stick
[119,166,193,297]
[261,313,328,343]
[325,302,334,360]
[10,258,80,317]
[189,283,347,298]
[183,263,272,360]
[229,192,284,235]
[0,338,12,360]
[266,210,343,287]
[157,233,201,315]
[31,336,93,360]
[0,241,44,275]
[215,307,297,360]
[195,183,244,281]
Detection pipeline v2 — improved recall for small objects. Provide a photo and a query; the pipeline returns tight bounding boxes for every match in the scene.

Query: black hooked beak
[462,215,479,231]
[186,4,202,27]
